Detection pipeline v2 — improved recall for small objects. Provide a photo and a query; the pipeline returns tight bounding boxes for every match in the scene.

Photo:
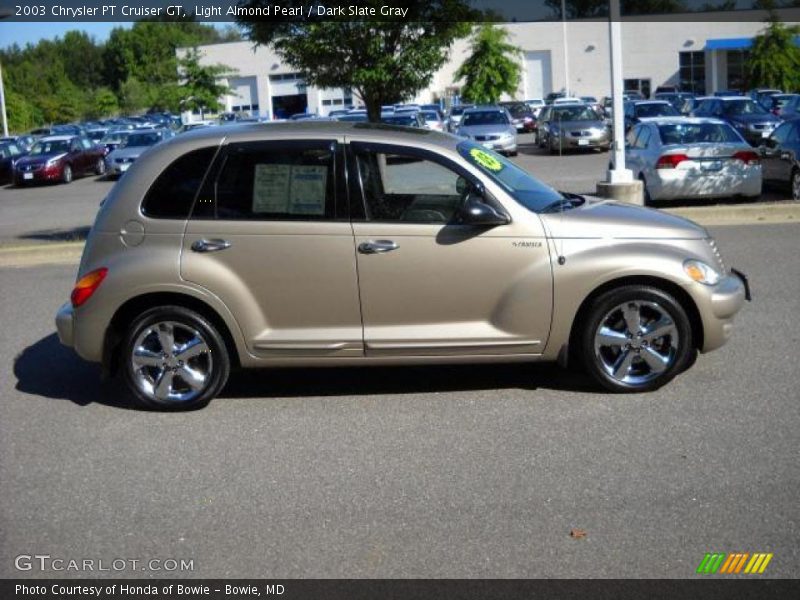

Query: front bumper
[56,301,75,348]
[699,269,749,352]
[559,133,609,149]
[477,138,517,153]
[14,165,61,183]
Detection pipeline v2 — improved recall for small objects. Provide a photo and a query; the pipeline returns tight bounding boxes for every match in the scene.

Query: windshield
[457,141,562,213]
[125,132,161,147]
[723,100,768,115]
[635,103,679,117]
[102,132,130,144]
[503,104,531,118]
[420,111,440,121]
[462,111,509,126]
[552,105,600,121]
[382,115,418,126]
[30,140,70,155]
[658,123,742,145]
[450,106,470,117]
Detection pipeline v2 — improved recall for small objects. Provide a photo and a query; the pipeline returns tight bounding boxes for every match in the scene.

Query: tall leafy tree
[176,48,234,119]
[236,1,475,121]
[745,16,800,90]
[454,24,522,105]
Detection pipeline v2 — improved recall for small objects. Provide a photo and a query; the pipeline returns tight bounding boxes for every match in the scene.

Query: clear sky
[0,22,132,49]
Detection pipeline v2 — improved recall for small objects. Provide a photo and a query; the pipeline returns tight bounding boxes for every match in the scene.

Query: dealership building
[179,12,800,121]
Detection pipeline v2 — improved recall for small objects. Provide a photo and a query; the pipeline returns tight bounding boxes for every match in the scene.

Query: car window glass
[355,148,463,223]
[70,140,81,152]
[634,127,651,149]
[211,142,335,221]
[657,123,741,144]
[462,111,509,126]
[771,122,792,146]
[142,147,217,219]
[81,138,92,150]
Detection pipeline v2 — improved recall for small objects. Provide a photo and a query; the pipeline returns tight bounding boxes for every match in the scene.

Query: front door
[180,139,363,358]
[347,141,552,357]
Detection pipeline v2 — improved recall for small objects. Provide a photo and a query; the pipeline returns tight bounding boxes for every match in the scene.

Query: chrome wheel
[130,321,212,403]
[792,170,800,200]
[96,158,106,176]
[593,300,678,386]
[62,165,72,183]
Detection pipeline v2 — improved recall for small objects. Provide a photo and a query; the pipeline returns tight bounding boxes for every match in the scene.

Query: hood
[727,113,779,124]
[108,146,147,160]
[458,124,515,136]
[550,119,606,131]
[539,196,707,240]
[16,152,66,166]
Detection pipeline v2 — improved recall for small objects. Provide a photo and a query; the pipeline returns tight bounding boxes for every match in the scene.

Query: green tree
[5,90,39,133]
[93,87,120,118]
[236,0,475,121]
[177,48,234,118]
[745,16,800,89]
[455,24,522,105]
[119,77,153,113]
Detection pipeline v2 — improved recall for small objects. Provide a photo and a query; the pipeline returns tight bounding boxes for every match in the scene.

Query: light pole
[561,0,570,97]
[606,0,632,184]
[0,59,8,137]
[596,0,641,203]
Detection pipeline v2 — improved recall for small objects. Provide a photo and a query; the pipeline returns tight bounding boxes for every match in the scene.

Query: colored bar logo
[696,552,773,574]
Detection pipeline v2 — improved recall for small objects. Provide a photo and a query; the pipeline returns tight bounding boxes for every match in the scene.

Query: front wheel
[95,157,106,176]
[579,286,694,393]
[121,306,230,410]
[61,164,73,184]
[791,168,800,200]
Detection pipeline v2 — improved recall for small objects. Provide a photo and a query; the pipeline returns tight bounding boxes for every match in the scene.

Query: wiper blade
[540,192,586,213]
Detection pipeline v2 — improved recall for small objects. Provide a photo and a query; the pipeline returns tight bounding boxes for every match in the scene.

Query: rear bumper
[55,301,75,348]
[650,167,762,200]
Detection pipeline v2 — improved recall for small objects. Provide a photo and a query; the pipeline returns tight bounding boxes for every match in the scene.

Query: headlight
[46,158,59,166]
[683,259,721,286]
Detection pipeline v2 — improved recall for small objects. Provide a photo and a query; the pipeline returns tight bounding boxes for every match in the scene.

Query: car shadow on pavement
[14,334,597,408]
[13,334,130,409]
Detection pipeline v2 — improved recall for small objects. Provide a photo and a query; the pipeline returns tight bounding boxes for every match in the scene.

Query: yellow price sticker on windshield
[469,147,504,172]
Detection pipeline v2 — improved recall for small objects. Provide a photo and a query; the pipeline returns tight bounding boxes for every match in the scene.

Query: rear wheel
[579,285,694,393]
[792,168,800,200]
[121,306,230,410]
[61,164,73,184]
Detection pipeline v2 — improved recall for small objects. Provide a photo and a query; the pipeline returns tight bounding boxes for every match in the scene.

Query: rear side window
[196,141,336,221]
[142,147,216,219]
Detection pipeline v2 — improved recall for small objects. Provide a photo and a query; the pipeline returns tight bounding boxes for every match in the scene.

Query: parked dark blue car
[693,97,781,146]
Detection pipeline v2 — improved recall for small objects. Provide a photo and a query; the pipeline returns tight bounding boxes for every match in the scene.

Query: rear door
[347,140,552,357]
[180,139,363,358]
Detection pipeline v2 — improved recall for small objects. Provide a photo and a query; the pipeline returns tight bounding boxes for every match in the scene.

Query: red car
[13,135,106,185]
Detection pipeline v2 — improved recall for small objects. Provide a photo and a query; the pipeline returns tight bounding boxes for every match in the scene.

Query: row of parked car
[0,113,182,186]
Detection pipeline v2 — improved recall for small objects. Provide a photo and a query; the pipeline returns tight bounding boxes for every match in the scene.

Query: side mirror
[458,193,510,226]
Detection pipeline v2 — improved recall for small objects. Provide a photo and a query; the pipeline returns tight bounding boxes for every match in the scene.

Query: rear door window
[142,147,217,219]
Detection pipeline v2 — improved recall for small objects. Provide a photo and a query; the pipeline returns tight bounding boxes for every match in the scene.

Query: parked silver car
[105,129,173,178]
[55,122,748,409]
[625,117,762,203]
[456,107,518,156]
[536,103,610,153]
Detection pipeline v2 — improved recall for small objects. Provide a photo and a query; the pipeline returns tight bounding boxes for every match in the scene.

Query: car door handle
[191,239,232,253]
[358,240,399,254]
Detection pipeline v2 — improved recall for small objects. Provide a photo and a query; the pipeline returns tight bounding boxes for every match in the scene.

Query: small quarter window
[142,147,217,219]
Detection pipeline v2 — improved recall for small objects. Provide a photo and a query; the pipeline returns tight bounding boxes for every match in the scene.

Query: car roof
[39,135,76,142]
[173,120,450,148]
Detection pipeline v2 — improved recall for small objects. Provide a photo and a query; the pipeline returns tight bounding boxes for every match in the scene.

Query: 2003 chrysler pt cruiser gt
[55,122,750,409]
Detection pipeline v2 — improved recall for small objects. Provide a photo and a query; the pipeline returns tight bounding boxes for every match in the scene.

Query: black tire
[791,168,800,200]
[120,305,230,410]
[509,150,518,157]
[578,285,694,393]
[61,164,73,184]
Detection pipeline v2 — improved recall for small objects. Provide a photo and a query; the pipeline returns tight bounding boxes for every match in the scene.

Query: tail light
[733,150,760,165]
[71,268,108,308]
[656,153,689,169]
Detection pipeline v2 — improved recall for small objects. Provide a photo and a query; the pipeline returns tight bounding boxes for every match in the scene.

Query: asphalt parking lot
[1,222,798,578]
[0,133,794,247]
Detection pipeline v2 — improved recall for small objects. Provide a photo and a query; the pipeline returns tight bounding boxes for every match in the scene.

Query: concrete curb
[0,202,797,268]
[663,201,800,226]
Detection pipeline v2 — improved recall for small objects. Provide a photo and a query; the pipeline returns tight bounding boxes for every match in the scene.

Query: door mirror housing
[458,193,510,227]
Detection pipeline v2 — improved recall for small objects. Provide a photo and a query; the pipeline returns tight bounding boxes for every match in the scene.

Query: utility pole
[561,0,570,97]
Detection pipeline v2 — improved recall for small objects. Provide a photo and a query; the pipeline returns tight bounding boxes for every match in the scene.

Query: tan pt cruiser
[55,122,750,409]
